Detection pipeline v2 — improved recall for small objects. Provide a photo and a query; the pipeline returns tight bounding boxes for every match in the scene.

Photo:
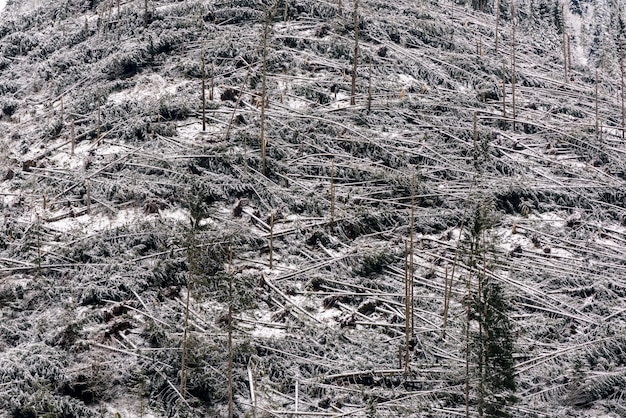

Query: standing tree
[260,4,276,175]
[463,202,517,418]
[350,0,359,106]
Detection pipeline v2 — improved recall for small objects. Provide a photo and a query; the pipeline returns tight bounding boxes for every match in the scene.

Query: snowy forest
[0,0,626,416]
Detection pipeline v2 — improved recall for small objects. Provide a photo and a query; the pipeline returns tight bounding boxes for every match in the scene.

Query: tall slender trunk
[97,96,101,144]
[510,2,517,131]
[619,36,626,139]
[269,213,274,269]
[563,30,568,83]
[596,70,600,139]
[494,0,500,53]
[330,159,336,223]
[144,0,149,28]
[350,0,359,106]
[181,229,196,398]
[260,17,270,174]
[201,51,206,132]
[367,57,373,113]
[404,240,410,374]
[465,267,472,418]
[409,173,416,335]
[228,245,234,418]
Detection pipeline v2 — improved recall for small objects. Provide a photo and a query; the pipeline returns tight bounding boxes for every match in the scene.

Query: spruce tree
[464,203,517,418]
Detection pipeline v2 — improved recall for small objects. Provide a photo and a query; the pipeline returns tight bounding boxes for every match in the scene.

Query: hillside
[0,0,626,417]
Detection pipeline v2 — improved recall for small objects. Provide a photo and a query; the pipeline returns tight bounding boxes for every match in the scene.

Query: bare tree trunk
[596,70,600,139]
[404,240,410,374]
[330,159,336,223]
[494,0,500,53]
[269,213,274,269]
[97,96,101,144]
[563,30,568,83]
[465,268,472,418]
[180,228,196,398]
[567,32,572,76]
[144,0,148,28]
[70,119,75,156]
[510,2,517,131]
[228,245,234,418]
[502,78,507,126]
[260,16,270,175]
[202,51,206,132]
[619,36,626,139]
[350,0,359,106]
[210,62,215,101]
[409,173,416,335]
[367,57,373,113]
[116,0,121,40]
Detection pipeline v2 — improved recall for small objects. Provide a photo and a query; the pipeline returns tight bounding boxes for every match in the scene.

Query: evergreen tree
[475,275,517,417]
[463,203,517,418]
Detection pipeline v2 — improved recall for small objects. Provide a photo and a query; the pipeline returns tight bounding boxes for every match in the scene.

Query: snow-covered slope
[0,0,625,417]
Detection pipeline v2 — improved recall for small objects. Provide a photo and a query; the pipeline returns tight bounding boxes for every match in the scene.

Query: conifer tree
[463,203,517,418]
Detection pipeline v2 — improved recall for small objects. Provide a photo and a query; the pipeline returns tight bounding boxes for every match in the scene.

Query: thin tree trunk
[330,159,336,223]
[563,30,568,83]
[494,0,500,53]
[465,268,472,418]
[36,214,41,274]
[260,17,270,175]
[202,51,206,132]
[510,2,517,131]
[596,70,600,140]
[269,213,274,269]
[181,230,195,398]
[86,181,91,214]
[567,32,572,76]
[97,96,101,144]
[350,0,359,106]
[228,245,234,418]
[210,62,215,101]
[144,0,148,28]
[619,36,626,139]
[70,119,75,156]
[409,173,416,335]
[404,240,410,374]
[367,57,373,113]
[116,0,121,40]
[502,78,507,128]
